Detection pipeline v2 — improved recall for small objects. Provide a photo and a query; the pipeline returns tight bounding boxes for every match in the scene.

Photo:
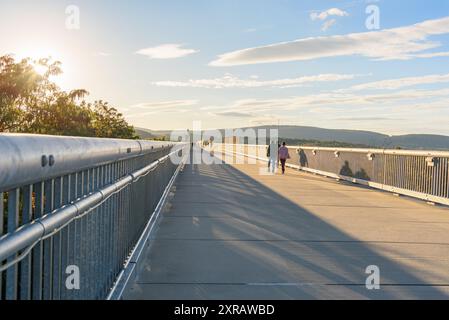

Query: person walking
[266,144,271,169]
[278,142,290,174]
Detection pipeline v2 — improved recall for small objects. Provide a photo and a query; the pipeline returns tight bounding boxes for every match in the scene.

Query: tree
[90,100,137,139]
[0,55,138,139]
[22,89,94,136]
[0,55,42,131]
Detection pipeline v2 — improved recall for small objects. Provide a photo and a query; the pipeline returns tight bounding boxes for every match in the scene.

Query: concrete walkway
[124,150,449,299]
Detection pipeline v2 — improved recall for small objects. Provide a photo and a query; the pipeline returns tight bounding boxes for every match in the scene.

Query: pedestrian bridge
[1,135,449,300]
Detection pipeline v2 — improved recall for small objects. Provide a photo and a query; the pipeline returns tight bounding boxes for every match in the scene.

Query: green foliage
[0,55,137,139]
[89,100,137,139]
[151,135,168,141]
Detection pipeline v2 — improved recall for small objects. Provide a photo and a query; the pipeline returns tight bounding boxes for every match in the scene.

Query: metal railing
[212,143,449,206]
[0,134,187,300]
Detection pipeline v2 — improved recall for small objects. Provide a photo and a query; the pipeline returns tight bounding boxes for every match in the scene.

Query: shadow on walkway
[125,150,449,299]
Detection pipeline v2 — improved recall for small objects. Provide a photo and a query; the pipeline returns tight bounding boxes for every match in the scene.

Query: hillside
[232,126,449,150]
[135,125,449,150]
[134,127,173,140]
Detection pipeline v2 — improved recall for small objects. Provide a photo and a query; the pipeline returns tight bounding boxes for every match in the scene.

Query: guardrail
[0,134,187,300]
[212,143,449,206]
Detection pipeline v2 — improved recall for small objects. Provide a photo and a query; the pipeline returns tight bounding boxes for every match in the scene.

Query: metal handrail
[224,143,449,157]
[0,133,174,192]
[0,149,182,268]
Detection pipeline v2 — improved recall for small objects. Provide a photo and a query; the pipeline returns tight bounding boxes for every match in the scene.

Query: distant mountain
[134,127,156,139]
[134,127,172,140]
[238,125,390,147]
[239,125,449,150]
[389,134,449,150]
[136,125,449,150]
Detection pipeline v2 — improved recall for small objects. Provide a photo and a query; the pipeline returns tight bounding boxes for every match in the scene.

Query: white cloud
[136,44,198,59]
[152,73,357,89]
[310,8,349,21]
[411,51,449,58]
[213,111,253,118]
[130,100,198,109]
[126,100,198,117]
[244,28,257,33]
[210,88,449,115]
[249,115,288,126]
[336,116,403,121]
[321,19,337,31]
[93,52,111,57]
[347,73,449,91]
[209,16,449,66]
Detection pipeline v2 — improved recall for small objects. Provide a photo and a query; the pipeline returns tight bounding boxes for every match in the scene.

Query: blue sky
[1,0,449,135]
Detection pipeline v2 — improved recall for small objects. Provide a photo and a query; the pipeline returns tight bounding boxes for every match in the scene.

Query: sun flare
[14,46,72,89]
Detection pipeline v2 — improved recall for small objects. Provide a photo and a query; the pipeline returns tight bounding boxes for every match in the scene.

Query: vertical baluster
[434,157,439,197]
[95,167,102,298]
[79,171,87,299]
[19,185,33,300]
[413,157,418,192]
[88,168,94,299]
[99,165,106,297]
[68,173,77,300]
[93,168,99,299]
[116,162,121,269]
[407,155,411,190]
[52,177,63,300]
[440,158,444,198]
[84,169,91,299]
[121,161,126,263]
[443,158,449,198]
[76,171,84,299]
[42,179,54,299]
[96,167,103,298]
[122,161,127,261]
[116,162,122,274]
[418,156,423,193]
[109,163,114,287]
[106,164,112,296]
[60,174,70,300]
[32,182,44,300]
[6,188,20,300]
[112,163,118,276]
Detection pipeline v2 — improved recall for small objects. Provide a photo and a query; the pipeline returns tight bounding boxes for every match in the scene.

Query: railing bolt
[49,155,55,167]
[41,155,48,167]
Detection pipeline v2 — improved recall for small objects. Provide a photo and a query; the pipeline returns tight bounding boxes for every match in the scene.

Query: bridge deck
[124,151,449,299]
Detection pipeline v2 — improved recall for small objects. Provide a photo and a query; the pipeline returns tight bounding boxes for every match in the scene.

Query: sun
[14,46,72,88]
[33,63,48,76]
